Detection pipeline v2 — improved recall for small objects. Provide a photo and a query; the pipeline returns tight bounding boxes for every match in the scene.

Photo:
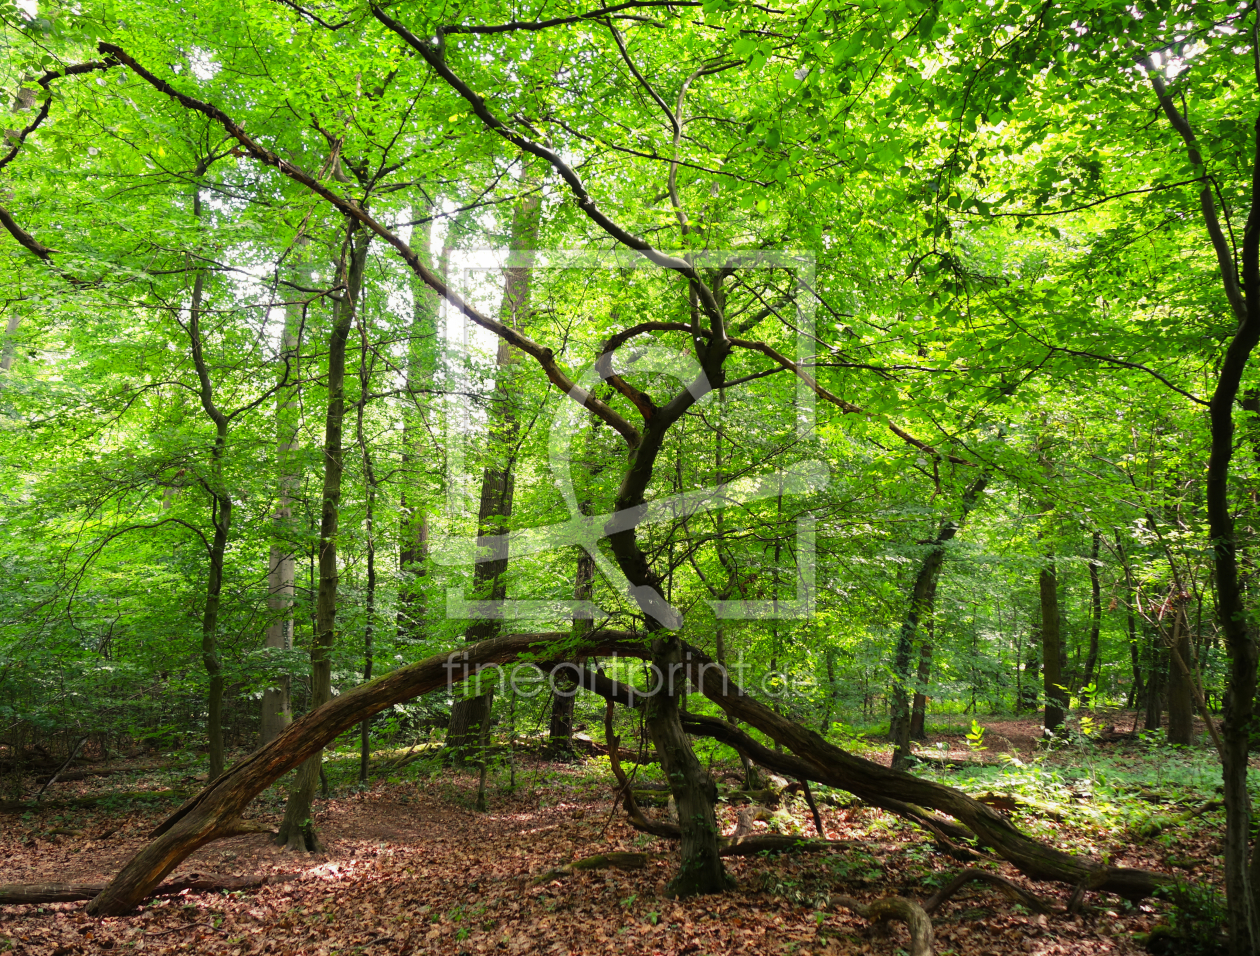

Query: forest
[0,0,1254,953]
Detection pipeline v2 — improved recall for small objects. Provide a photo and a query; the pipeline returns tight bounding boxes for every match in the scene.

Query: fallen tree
[75,630,1168,916]
[0,872,296,905]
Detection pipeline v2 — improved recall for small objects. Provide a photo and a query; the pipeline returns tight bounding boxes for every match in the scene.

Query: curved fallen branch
[86,630,635,915]
[85,631,1170,916]
[833,895,933,956]
[678,643,1170,901]
[922,868,1055,915]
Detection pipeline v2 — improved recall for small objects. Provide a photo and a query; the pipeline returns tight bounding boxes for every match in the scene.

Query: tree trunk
[1117,533,1144,710]
[276,222,371,851]
[890,474,988,769]
[1140,67,1260,952]
[1080,532,1102,708]
[645,637,730,897]
[1040,557,1066,734]
[446,180,539,759]
[1166,604,1196,746]
[186,185,231,783]
[356,314,379,784]
[396,212,445,644]
[908,639,931,740]
[261,249,305,746]
[548,549,594,753]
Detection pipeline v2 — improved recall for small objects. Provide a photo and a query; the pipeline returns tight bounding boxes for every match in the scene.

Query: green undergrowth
[916,735,1229,842]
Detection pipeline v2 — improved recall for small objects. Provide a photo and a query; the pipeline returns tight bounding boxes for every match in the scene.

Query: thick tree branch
[370,5,727,330]
[101,41,642,448]
[0,59,118,176]
[1139,60,1247,326]
[443,1,702,34]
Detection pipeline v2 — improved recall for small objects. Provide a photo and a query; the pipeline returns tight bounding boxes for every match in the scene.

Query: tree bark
[261,247,306,746]
[396,211,446,645]
[446,178,540,759]
[1080,532,1102,708]
[1166,603,1196,746]
[890,474,988,768]
[276,221,371,851]
[1040,557,1066,734]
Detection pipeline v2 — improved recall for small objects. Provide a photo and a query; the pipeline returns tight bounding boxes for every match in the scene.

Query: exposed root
[834,894,933,956]
[922,868,1056,915]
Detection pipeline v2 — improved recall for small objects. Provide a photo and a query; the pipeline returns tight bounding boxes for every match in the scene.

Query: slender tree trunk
[261,251,306,745]
[396,212,445,644]
[277,222,371,851]
[1040,557,1067,734]
[356,315,380,784]
[1080,532,1102,708]
[1140,66,1260,951]
[186,186,232,783]
[0,313,19,381]
[548,550,594,753]
[446,180,540,759]
[1117,534,1144,710]
[1166,604,1196,746]
[908,637,932,740]
[891,474,988,769]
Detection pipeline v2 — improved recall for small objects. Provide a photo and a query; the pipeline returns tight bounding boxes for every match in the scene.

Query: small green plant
[965,720,987,753]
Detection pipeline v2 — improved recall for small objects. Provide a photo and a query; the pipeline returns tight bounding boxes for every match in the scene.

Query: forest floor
[0,712,1227,956]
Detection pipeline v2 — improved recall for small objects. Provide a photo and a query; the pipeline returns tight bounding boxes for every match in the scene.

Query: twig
[145,921,215,937]
[36,736,87,801]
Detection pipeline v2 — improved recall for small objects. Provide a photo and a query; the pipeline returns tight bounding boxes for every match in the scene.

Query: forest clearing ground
[0,726,1221,956]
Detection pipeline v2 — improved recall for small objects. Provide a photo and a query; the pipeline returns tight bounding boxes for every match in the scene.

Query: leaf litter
[0,747,1220,955]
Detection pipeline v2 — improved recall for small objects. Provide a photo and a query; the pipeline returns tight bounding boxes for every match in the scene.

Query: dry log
[0,872,295,905]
